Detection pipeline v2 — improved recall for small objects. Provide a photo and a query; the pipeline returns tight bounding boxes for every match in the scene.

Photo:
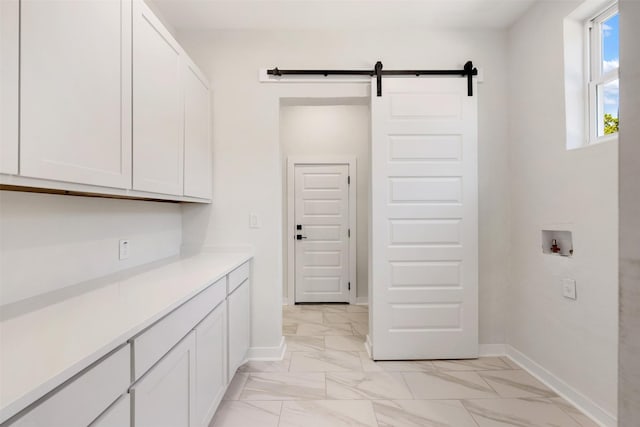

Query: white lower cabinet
[5,259,251,427]
[129,267,250,427]
[90,395,130,427]
[9,345,130,427]
[131,332,196,427]
[227,280,250,378]
[195,303,227,427]
[130,278,226,381]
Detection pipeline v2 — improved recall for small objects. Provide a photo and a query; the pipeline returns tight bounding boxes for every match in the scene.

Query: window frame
[586,2,619,145]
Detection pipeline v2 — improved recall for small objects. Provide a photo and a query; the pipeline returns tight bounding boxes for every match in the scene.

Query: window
[587,4,619,143]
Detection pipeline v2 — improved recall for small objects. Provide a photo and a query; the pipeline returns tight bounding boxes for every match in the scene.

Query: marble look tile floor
[210,304,597,427]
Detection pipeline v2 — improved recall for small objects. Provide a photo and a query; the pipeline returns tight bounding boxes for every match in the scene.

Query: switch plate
[249,213,261,229]
[562,278,577,300]
[119,239,130,260]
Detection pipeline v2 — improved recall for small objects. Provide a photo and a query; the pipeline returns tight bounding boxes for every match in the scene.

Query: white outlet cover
[562,278,577,300]
[119,239,130,260]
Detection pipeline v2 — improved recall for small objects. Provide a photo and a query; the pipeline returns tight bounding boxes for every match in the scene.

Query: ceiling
[150,0,537,31]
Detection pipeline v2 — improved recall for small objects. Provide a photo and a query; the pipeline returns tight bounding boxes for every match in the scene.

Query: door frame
[286,156,357,305]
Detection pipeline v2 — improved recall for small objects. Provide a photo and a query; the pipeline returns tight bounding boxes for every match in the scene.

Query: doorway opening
[280,98,370,307]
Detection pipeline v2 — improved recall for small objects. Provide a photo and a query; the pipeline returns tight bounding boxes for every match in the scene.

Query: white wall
[177,28,511,351]
[507,1,618,422]
[618,1,640,425]
[280,103,370,301]
[0,191,182,305]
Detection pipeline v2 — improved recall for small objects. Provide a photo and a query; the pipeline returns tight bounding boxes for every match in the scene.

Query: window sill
[568,134,618,151]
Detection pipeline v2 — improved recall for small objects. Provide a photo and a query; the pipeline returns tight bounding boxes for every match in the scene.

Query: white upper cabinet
[183,62,212,200]
[19,0,132,188]
[1,0,211,201]
[0,0,19,175]
[132,1,184,196]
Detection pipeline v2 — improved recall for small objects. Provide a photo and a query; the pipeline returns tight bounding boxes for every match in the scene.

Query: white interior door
[371,77,478,360]
[295,164,350,303]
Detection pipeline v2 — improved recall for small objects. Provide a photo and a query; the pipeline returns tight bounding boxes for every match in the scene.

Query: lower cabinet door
[90,394,130,427]
[131,332,196,427]
[228,280,250,378]
[194,303,227,427]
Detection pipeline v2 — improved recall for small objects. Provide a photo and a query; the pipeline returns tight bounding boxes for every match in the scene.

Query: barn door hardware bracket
[463,61,476,96]
[375,61,383,97]
[266,60,478,97]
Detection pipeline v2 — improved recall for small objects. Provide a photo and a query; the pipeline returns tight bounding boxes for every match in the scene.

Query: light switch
[249,213,261,229]
[562,278,577,300]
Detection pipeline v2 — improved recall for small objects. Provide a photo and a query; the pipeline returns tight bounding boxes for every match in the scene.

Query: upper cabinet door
[0,0,19,175]
[183,62,212,199]
[132,1,184,196]
[19,0,132,188]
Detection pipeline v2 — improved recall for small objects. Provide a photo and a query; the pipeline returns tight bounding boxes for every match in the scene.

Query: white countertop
[0,251,252,423]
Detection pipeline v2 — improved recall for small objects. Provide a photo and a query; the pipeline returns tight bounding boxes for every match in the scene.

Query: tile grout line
[397,371,417,400]
[276,400,284,427]
[459,399,483,427]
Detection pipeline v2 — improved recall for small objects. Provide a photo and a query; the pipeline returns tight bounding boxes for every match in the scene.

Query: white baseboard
[364,334,372,357]
[478,343,506,357]
[247,337,287,361]
[505,345,616,427]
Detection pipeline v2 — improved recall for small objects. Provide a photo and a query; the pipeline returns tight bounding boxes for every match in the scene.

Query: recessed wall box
[541,230,573,257]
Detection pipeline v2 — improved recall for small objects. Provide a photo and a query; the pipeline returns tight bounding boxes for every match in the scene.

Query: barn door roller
[267,60,478,97]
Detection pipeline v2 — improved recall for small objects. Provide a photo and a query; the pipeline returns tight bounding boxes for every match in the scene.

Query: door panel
[371,77,478,360]
[183,62,211,199]
[228,280,250,378]
[0,0,19,175]
[132,332,195,427]
[132,0,184,195]
[195,303,226,427]
[294,164,350,303]
[19,0,131,188]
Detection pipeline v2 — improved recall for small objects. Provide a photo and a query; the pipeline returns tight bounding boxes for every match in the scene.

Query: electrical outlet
[562,278,577,300]
[119,239,130,260]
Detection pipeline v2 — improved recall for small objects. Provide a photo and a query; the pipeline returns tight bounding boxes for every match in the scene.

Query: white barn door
[370,77,478,360]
